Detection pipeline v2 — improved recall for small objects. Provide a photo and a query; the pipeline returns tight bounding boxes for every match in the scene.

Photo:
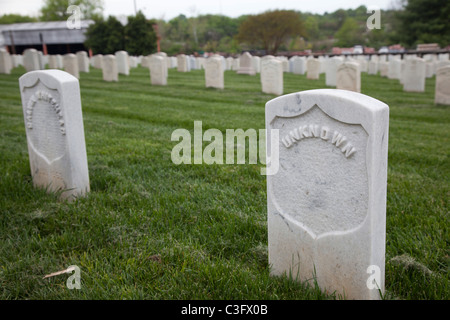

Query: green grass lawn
[0,65,448,300]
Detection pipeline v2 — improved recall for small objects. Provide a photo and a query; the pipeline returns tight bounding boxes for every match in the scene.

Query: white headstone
[11,54,23,68]
[379,62,388,77]
[237,52,256,75]
[204,56,224,89]
[63,53,79,79]
[435,60,450,70]
[23,49,41,72]
[92,54,103,69]
[252,56,261,73]
[19,70,90,200]
[261,58,283,96]
[141,55,150,68]
[292,57,306,75]
[266,89,389,300]
[56,55,63,69]
[0,49,12,74]
[153,52,168,79]
[115,50,130,76]
[48,55,60,69]
[38,51,46,69]
[177,54,189,72]
[368,61,378,75]
[225,57,233,70]
[403,57,426,92]
[325,56,344,87]
[149,55,168,86]
[435,66,450,105]
[102,55,118,82]
[76,51,90,73]
[336,61,361,93]
[306,58,320,80]
[388,59,402,80]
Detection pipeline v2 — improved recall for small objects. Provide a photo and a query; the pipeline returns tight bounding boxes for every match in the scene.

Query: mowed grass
[0,64,448,300]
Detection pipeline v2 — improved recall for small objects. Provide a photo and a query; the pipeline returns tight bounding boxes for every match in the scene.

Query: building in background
[0,20,93,55]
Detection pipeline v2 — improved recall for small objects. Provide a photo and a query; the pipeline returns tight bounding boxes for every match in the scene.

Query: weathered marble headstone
[115,50,130,76]
[368,60,378,75]
[48,55,60,69]
[92,54,103,69]
[403,57,426,92]
[19,70,90,200]
[177,54,189,72]
[153,52,168,80]
[63,53,79,79]
[23,48,41,72]
[435,60,450,71]
[388,59,402,80]
[237,52,256,75]
[149,55,167,86]
[11,54,23,68]
[252,56,261,73]
[102,54,118,82]
[292,57,306,75]
[325,56,344,87]
[141,55,150,68]
[76,51,90,73]
[379,61,388,77]
[266,89,389,300]
[204,56,224,89]
[56,55,63,69]
[277,56,289,73]
[336,61,361,92]
[226,57,233,70]
[435,66,450,105]
[0,49,12,74]
[306,58,320,80]
[261,58,283,95]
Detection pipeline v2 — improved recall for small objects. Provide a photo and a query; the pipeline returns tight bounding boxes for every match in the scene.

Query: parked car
[378,46,389,53]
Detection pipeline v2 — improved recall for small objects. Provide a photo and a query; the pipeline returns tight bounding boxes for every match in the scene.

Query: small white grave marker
[435,65,450,105]
[19,70,90,200]
[149,55,168,86]
[336,61,361,92]
[102,55,118,82]
[261,58,283,95]
[204,56,224,89]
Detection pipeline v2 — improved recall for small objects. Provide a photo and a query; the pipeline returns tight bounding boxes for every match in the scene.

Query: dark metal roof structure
[0,20,94,46]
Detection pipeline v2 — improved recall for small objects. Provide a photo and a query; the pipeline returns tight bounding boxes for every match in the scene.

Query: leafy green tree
[0,14,38,24]
[236,10,305,55]
[398,0,450,47]
[124,11,157,56]
[334,17,364,47]
[304,15,319,40]
[40,0,104,21]
[84,16,124,54]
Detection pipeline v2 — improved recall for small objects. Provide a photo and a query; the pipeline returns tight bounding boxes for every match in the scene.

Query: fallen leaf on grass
[43,266,76,279]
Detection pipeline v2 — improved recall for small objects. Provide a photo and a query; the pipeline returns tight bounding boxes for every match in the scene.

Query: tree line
[0,0,448,56]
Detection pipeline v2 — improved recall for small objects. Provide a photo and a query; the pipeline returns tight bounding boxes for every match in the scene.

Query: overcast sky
[1,0,395,21]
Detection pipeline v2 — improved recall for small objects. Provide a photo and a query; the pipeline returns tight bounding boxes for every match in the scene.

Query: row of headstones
[19,68,390,299]
[236,51,450,105]
[3,48,449,105]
